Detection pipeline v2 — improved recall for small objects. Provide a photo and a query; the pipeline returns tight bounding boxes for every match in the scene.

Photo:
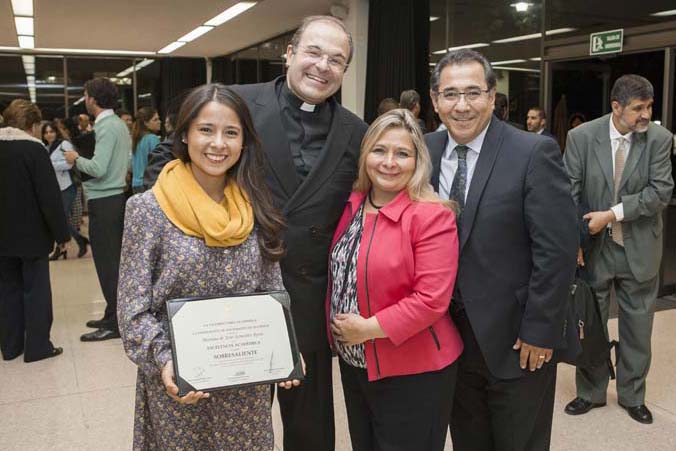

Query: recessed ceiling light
[18,35,34,49]
[205,2,257,26]
[650,9,676,17]
[177,26,214,43]
[158,41,186,54]
[492,28,575,44]
[11,0,33,17]
[491,59,527,65]
[14,16,34,35]
[432,43,490,55]
[510,2,531,13]
[35,48,155,55]
[493,66,540,73]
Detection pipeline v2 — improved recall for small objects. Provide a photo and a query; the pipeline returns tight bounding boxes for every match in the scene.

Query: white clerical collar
[300,102,316,112]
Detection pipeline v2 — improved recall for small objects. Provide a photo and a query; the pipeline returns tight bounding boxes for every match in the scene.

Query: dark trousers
[87,194,126,330]
[450,310,557,451]
[340,358,457,451]
[277,345,335,451]
[0,256,55,361]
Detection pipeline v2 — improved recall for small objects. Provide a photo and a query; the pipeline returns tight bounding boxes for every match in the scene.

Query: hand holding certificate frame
[167,291,303,396]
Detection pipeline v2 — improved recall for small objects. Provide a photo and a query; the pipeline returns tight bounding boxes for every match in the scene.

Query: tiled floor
[2,239,675,450]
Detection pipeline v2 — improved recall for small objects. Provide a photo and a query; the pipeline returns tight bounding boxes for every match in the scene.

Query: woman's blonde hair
[353,109,457,212]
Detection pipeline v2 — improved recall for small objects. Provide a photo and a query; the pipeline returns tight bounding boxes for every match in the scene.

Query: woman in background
[0,100,69,362]
[42,122,89,259]
[130,107,161,194]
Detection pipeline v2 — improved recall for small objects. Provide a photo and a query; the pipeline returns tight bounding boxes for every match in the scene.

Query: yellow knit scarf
[152,159,254,247]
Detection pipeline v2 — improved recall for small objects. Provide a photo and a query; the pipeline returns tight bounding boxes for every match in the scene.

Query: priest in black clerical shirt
[278,80,334,179]
[143,15,368,451]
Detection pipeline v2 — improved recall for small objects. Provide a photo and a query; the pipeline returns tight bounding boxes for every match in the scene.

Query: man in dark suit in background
[527,106,556,139]
[563,75,674,424]
[144,15,368,451]
[426,49,578,450]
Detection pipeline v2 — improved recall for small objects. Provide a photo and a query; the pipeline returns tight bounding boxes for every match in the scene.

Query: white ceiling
[1,0,333,57]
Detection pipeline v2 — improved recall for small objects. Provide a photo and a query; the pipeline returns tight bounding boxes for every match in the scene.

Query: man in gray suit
[563,74,674,424]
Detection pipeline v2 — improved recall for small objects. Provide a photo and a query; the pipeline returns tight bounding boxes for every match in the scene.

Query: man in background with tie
[425,49,578,450]
[563,74,674,424]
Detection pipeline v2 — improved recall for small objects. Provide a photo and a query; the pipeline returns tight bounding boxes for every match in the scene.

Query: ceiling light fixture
[492,27,575,44]
[158,41,186,54]
[493,66,540,73]
[432,42,490,55]
[650,9,676,17]
[11,0,33,16]
[14,16,34,35]
[205,2,257,26]
[116,59,155,77]
[491,59,527,65]
[510,2,531,13]
[157,2,258,54]
[36,48,155,55]
[18,35,34,49]
[177,26,214,43]
[430,16,440,22]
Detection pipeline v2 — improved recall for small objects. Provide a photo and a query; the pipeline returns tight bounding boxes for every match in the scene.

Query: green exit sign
[590,29,624,56]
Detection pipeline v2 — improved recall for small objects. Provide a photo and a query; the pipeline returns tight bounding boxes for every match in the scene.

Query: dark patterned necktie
[449,145,469,212]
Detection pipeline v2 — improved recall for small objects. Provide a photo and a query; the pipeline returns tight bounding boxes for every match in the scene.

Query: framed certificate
[167,291,303,396]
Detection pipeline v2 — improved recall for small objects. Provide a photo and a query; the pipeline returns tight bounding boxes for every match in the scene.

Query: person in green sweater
[64,78,131,342]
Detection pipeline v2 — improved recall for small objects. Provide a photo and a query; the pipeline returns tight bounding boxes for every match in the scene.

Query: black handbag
[567,275,616,379]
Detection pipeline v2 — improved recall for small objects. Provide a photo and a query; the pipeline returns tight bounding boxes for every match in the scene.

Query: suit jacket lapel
[252,80,300,199]
[459,118,503,252]
[619,131,646,192]
[593,121,614,197]
[428,131,448,192]
[285,101,354,213]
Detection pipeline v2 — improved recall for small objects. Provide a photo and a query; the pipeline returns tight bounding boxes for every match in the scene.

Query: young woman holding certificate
[118,84,298,450]
[327,109,463,451]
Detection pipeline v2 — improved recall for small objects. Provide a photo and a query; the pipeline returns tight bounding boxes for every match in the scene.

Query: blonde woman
[327,109,462,451]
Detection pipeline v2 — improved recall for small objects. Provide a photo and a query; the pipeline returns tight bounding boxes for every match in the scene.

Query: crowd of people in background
[0,12,672,451]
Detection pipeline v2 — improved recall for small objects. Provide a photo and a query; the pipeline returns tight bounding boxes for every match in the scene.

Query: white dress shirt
[609,115,633,222]
[438,124,489,201]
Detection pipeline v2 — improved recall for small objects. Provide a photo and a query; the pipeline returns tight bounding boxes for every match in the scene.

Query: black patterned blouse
[330,202,366,368]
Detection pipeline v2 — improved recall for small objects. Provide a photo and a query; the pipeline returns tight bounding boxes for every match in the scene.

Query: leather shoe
[619,403,653,424]
[564,397,606,415]
[80,328,120,342]
[24,347,63,363]
[86,318,113,329]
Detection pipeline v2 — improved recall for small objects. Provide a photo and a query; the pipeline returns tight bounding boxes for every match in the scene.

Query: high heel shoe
[77,237,90,258]
[49,247,67,261]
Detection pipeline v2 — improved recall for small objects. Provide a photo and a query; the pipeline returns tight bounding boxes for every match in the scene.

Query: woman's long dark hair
[41,122,63,153]
[172,84,286,261]
[131,107,157,153]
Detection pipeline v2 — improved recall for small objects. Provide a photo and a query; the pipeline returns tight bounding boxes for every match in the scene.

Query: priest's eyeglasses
[436,88,490,103]
[298,45,348,71]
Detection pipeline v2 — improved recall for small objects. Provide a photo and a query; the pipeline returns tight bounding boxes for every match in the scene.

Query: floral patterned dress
[118,191,283,451]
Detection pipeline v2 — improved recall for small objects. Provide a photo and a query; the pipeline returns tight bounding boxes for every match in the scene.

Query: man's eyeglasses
[436,88,491,103]
[297,46,348,71]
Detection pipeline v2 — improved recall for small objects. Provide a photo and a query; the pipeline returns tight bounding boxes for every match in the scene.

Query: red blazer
[326,190,463,381]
